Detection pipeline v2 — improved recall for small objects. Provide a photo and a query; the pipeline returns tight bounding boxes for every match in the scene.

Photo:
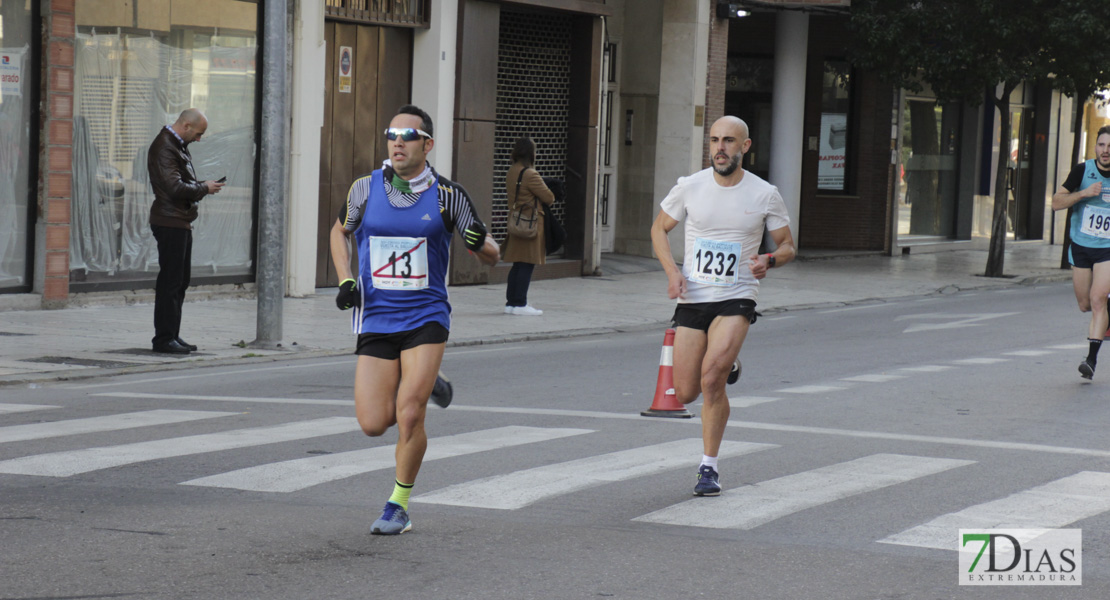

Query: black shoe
[175,337,198,352]
[153,340,192,355]
[430,371,453,408]
[1079,359,1095,380]
[727,359,742,385]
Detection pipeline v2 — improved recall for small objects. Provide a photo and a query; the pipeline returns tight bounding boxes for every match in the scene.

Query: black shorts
[355,322,449,360]
[671,299,758,332]
[1068,243,1110,269]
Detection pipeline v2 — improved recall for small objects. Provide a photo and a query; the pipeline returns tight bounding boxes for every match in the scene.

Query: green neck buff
[391,173,412,193]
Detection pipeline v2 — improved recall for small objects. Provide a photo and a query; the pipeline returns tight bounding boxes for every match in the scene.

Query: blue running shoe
[371,501,412,535]
[694,465,721,496]
[431,371,453,408]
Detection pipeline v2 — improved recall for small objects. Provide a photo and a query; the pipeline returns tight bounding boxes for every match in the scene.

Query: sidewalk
[0,242,1071,386]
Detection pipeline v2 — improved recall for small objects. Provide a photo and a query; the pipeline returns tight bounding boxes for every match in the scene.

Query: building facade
[0,0,1091,312]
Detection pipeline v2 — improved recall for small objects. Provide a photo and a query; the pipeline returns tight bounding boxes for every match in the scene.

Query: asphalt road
[4,281,1110,599]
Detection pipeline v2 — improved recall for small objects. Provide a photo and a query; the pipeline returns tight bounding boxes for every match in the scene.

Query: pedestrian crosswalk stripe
[1003,350,1054,357]
[879,471,1110,550]
[633,454,974,530]
[415,439,777,510]
[0,404,60,414]
[840,374,906,383]
[727,396,780,408]
[0,417,359,477]
[776,385,847,394]
[0,410,236,444]
[93,391,350,407]
[181,426,593,493]
[951,358,1009,365]
[897,365,953,373]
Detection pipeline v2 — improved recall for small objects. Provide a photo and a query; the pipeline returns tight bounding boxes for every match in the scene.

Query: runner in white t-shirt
[650,116,795,497]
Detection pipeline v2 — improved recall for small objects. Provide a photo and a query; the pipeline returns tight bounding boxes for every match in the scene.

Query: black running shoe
[1079,359,1096,380]
[431,371,453,408]
[727,359,742,385]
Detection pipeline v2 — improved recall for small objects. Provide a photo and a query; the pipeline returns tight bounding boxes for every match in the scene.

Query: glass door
[0,0,36,292]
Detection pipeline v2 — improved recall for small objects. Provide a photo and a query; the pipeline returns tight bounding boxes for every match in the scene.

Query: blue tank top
[352,169,451,334]
[1069,159,1110,249]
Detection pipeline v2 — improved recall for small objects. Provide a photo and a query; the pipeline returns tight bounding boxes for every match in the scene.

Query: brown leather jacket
[147,127,208,229]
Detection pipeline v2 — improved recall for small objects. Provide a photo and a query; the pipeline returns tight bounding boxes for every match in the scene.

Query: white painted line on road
[0,409,236,444]
[896,365,954,373]
[64,394,1110,461]
[776,385,848,394]
[880,471,1110,550]
[93,392,350,407]
[634,454,974,530]
[727,396,781,408]
[66,360,351,390]
[817,304,887,314]
[416,439,777,510]
[1003,350,1055,357]
[763,315,796,322]
[0,404,60,414]
[0,417,359,477]
[1049,344,1089,351]
[950,358,1009,365]
[182,426,592,493]
[840,374,906,383]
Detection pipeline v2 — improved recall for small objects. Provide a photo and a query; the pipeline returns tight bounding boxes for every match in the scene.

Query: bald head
[710,116,749,142]
[173,108,209,144]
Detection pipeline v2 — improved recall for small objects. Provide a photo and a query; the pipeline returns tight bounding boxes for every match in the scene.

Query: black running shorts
[671,299,758,332]
[1068,242,1110,269]
[356,322,449,360]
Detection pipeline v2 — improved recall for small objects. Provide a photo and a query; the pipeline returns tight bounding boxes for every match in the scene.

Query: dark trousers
[505,262,535,307]
[151,224,192,346]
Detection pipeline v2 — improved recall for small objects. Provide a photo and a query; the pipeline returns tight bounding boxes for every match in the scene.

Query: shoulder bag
[507,168,540,240]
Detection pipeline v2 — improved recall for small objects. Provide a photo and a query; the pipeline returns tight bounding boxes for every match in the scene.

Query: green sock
[389,480,414,510]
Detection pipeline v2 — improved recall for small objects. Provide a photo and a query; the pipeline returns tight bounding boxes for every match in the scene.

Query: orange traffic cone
[642,328,693,418]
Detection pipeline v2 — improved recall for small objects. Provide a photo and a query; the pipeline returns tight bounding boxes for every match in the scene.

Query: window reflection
[0,0,34,291]
[899,98,960,238]
[71,1,258,286]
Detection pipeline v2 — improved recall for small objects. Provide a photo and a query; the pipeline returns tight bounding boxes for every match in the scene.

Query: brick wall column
[703,11,728,168]
[42,0,75,308]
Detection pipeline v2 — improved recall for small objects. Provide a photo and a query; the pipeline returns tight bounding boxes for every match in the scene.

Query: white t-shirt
[659,168,791,303]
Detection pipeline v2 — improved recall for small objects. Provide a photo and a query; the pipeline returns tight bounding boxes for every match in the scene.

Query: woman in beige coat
[502,136,555,316]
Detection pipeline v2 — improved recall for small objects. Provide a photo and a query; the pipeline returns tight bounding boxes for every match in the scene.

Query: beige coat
[502,163,555,265]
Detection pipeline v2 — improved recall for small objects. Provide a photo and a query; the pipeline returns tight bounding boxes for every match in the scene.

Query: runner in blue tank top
[1053,125,1110,379]
[329,105,500,534]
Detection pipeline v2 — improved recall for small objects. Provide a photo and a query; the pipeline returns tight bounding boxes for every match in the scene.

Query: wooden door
[315,22,413,288]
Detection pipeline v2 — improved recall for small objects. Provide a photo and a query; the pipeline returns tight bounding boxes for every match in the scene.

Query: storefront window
[725,56,773,181]
[0,0,35,292]
[71,0,258,287]
[818,60,851,192]
[898,97,961,238]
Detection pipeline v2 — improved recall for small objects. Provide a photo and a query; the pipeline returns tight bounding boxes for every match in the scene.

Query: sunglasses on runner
[384,127,432,142]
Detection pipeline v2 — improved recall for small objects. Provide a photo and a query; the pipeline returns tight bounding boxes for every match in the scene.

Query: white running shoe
[511,305,543,316]
[504,306,514,314]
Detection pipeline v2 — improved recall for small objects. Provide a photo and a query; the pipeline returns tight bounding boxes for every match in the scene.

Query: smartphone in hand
[216,176,227,183]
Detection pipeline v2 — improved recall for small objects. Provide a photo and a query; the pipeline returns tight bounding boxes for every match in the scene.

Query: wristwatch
[765,253,776,268]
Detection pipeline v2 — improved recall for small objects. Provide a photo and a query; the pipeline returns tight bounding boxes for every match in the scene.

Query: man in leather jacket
[147,108,224,354]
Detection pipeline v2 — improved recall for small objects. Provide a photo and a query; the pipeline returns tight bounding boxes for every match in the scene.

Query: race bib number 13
[690,238,742,286]
[369,236,429,290]
[1081,205,1110,240]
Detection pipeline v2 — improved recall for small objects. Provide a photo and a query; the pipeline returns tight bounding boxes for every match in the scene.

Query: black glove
[336,278,360,310]
[462,220,487,252]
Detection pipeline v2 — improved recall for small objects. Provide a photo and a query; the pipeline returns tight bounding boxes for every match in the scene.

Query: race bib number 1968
[1081,205,1110,240]
[369,236,429,290]
[689,238,742,286]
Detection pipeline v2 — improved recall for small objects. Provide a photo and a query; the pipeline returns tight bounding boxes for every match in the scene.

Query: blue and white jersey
[350,169,452,334]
